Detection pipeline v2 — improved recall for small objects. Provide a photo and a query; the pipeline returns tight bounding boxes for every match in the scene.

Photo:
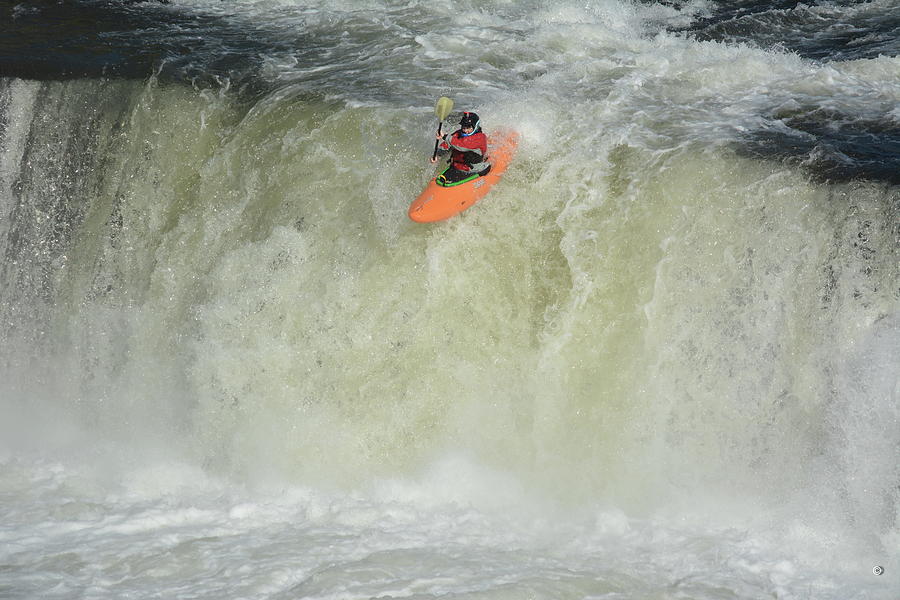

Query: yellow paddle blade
[434,96,454,121]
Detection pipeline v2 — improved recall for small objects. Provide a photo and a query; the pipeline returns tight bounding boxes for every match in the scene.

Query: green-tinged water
[3,76,896,509]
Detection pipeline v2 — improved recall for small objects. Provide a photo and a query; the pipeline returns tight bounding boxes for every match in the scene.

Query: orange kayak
[408,130,519,223]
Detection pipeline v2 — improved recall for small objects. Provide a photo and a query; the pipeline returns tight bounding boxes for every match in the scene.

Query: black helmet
[459,111,480,130]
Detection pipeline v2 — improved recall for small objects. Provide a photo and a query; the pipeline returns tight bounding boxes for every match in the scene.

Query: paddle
[431,96,454,162]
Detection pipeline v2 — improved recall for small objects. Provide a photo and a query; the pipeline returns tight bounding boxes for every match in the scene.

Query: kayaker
[430,111,491,186]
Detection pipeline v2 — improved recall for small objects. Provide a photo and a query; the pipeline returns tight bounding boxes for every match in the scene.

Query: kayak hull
[408,130,519,223]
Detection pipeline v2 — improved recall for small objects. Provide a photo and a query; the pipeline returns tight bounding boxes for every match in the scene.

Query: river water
[1,1,898,598]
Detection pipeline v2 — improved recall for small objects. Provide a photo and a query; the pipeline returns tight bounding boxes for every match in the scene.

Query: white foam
[1,1,898,598]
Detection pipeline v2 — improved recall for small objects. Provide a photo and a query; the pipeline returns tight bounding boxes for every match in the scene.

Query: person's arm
[437,130,456,149]
[430,131,453,162]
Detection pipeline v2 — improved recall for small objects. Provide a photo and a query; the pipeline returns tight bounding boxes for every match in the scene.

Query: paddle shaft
[430,97,453,161]
[431,122,444,161]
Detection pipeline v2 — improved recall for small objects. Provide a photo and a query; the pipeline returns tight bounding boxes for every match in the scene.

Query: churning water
[1,1,898,598]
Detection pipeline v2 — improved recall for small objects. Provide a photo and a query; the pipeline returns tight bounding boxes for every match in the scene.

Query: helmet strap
[460,120,480,136]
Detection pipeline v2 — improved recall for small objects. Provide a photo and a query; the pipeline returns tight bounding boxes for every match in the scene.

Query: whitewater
[1,0,898,598]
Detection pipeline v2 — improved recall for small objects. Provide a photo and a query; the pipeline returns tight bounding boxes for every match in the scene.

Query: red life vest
[439,129,489,172]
